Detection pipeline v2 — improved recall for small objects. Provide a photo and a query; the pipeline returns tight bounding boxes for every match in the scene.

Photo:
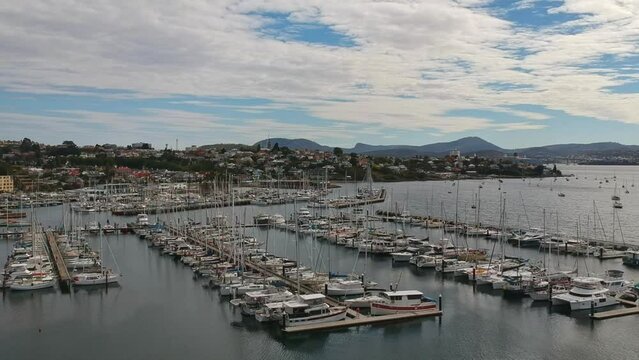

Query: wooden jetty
[281,308,442,333]
[44,230,71,290]
[591,297,639,320]
[591,306,639,320]
[111,199,252,216]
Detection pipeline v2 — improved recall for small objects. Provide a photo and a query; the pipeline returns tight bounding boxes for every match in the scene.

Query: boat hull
[10,280,55,291]
[370,302,437,316]
[284,308,347,327]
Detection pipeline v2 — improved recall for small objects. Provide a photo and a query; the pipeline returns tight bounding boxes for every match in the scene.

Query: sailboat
[72,226,120,286]
[611,184,621,201]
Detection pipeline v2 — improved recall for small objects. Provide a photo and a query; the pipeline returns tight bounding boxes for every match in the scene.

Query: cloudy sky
[1,0,638,148]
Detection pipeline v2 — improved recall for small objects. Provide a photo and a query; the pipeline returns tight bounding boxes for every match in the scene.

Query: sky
[0,0,638,149]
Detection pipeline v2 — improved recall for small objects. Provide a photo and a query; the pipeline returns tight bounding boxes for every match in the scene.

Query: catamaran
[551,277,618,311]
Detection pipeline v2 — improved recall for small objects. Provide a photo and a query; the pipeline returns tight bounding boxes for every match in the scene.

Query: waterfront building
[0,175,14,193]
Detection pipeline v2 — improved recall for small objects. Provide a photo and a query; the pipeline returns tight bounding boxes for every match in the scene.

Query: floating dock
[591,297,639,320]
[281,309,442,333]
[591,306,639,320]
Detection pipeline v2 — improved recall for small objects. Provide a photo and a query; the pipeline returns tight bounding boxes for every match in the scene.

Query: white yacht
[344,289,386,308]
[283,294,347,327]
[370,290,437,315]
[529,283,569,301]
[551,277,618,311]
[411,255,440,269]
[435,259,471,273]
[10,277,55,291]
[73,270,120,286]
[87,221,100,233]
[326,278,367,296]
[136,214,150,227]
[255,302,286,323]
[238,289,294,316]
[391,251,413,263]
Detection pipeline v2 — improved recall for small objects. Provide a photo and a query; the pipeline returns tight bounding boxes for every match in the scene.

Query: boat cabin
[379,290,425,306]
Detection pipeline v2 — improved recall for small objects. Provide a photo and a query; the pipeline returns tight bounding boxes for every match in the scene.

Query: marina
[3,166,639,359]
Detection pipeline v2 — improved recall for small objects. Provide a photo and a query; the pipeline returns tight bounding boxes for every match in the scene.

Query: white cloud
[0,0,638,141]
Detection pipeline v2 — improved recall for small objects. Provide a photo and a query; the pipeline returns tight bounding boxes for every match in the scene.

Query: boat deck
[281,308,442,333]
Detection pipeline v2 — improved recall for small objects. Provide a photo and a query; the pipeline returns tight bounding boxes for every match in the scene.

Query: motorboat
[391,252,413,263]
[435,259,470,273]
[10,277,55,291]
[623,250,639,267]
[136,214,150,227]
[283,294,347,327]
[72,270,120,286]
[411,255,440,269]
[370,290,437,315]
[343,289,387,308]
[87,221,100,233]
[326,279,364,296]
[238,289,294,316]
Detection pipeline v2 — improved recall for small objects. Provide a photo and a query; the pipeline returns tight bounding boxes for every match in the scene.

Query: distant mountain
[254,138,332,152]
[516,142,639,157]
[417,137,504,155]
[253,136,503,157]
[250,137,639,159]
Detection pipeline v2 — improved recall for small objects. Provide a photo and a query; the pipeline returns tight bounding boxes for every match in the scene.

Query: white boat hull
[552,295,617,310]
[73,273,119,286]
[284,308,347,327]
[10,280,55,291]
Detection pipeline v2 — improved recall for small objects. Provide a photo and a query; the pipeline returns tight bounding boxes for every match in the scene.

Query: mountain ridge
[247,137,637,158]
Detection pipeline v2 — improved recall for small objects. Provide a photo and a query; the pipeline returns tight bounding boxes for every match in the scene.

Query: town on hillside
[0,138,561,193]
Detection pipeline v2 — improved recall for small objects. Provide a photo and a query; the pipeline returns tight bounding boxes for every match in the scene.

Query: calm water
[2,165,639,360]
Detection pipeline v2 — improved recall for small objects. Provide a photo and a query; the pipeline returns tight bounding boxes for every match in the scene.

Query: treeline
[61,154,220,173]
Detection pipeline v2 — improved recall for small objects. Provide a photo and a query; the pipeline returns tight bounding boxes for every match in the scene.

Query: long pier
[111,199,252,216]
[44,230,71,290]
[166,225,348,309]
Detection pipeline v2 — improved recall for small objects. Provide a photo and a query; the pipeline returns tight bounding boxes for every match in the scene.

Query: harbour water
[2,165,639,359]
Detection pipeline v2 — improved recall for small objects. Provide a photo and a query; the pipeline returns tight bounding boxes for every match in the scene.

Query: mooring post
[439,294,443,311]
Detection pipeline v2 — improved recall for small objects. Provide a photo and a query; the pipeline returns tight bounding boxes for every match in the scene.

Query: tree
[255,144,261,152]
[272,142,280,152]
[333,147,343,157]
[19,138,34,152]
